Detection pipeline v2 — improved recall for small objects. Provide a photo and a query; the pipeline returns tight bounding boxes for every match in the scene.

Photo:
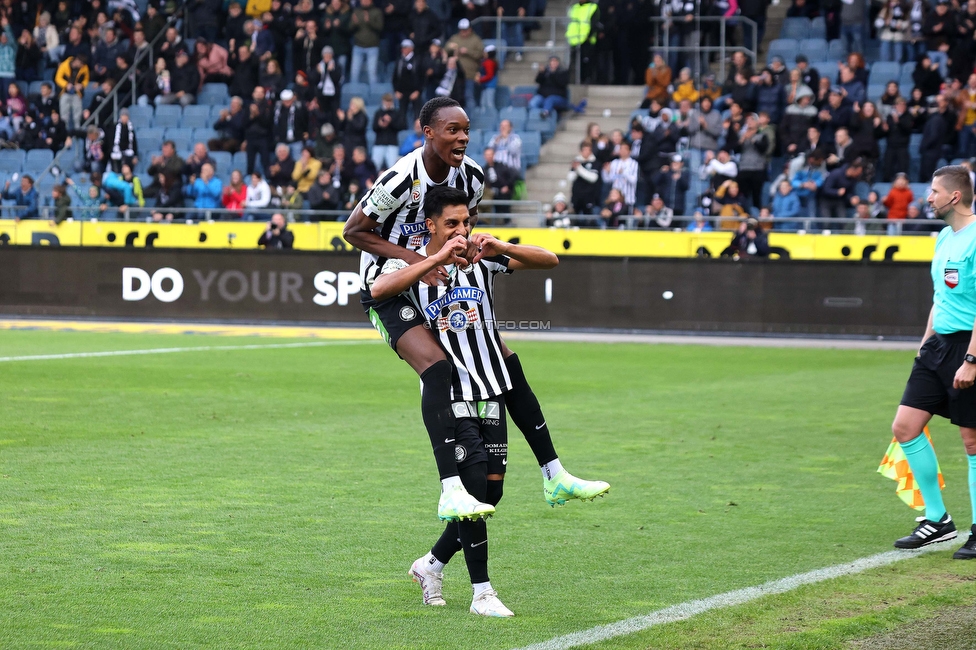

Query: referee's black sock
[420,360,460,480]
[504,353,559,466]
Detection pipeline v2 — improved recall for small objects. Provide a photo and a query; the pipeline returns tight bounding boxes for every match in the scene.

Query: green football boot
[437,485,495,521]
[543,470,610,506]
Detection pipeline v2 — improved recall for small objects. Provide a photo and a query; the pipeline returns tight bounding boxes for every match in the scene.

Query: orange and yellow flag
[878,426,946,510]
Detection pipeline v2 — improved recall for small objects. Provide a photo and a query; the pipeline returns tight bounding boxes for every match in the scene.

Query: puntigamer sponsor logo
[122,267,362,306]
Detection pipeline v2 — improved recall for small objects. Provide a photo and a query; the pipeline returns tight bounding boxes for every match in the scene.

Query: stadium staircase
[494,0,788,214]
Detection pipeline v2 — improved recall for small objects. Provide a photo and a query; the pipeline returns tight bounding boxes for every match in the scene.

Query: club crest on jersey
[455,445,467,462]
[399,306,417,321]
[411,180,422,204]
[946,267,960,289]
[447,309,469,332]
[424,286,485,319]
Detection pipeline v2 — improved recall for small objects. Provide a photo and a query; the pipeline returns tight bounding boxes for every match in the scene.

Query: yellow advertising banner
[0,220,939,261]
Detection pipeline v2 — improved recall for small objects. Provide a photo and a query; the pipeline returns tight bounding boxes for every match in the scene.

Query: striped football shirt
[358,147,485,291]
[381,244,513,401]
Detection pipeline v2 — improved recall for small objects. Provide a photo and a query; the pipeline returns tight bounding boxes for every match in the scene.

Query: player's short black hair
[420,97,461,129]
[425,186,469,220]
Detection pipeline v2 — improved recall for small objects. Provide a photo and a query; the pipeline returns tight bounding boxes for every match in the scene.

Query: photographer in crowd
[257,212,294,249]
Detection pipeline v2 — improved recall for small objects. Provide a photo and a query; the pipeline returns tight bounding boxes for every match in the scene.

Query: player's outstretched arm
[370,235,470,301]
[470,232,558,270]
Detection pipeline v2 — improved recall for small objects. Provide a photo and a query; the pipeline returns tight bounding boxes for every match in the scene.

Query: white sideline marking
[0,340,380,363]
[514,542,954,650]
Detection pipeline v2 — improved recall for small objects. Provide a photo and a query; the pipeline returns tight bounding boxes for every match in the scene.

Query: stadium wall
[0,219,939,262]
[0,248,933,336]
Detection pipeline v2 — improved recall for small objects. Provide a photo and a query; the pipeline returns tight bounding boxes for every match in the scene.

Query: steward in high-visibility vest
[566,0,599,47]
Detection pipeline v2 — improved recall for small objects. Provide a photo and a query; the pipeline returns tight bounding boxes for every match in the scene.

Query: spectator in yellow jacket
[671,67,700,105]
[291,146,322,194]
[55,55,89,130]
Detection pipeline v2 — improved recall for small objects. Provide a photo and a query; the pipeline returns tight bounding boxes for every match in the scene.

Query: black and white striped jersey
[392,245,513,401]
[358,147,485,291]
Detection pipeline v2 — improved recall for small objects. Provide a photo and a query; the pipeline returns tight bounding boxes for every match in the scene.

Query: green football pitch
[2,329,976,649]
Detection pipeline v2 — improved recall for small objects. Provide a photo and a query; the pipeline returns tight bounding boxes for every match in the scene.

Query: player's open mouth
[451,147,466,159]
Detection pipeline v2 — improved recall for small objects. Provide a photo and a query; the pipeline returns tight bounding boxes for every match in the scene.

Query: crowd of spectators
[563,32,976,235]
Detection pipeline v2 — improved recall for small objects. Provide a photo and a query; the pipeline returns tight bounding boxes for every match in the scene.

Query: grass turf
[1,330,975,649]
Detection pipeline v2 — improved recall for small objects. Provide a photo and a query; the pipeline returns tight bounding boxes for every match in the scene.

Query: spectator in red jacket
[883,172,915,235]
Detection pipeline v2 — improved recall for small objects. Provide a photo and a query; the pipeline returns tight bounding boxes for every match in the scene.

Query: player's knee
[891,418,919,441]
[486,479,504,506]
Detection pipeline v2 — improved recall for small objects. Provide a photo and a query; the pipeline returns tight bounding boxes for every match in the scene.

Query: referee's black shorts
[901,331,976,427]
[361,289,427,354]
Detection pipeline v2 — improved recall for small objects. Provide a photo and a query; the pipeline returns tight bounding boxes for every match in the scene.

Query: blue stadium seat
[809,61,835,83]
[525,110,556,140]
[799,39,829,59]
[469,107,499,132]
[780,18,811,40]
[767,39,799,63]
[828,39,847,60]
[129,104,153,126]
[910,182,930,197]
[521,131,541,166]
[397,129,414,147]
[498,106,528,131]
[367,82,394,106]
[82,86,100,109]
[153,105,182,129]
[164,127,193,151]
[467,130,483,153]
[211,151,232,173]
[494,85,511,110]
[193,128,218,143]
[28,80,45,96]
[810,17,827,39]
[141,127,165,149]
[511,84,535,107]
[341,82,370,107]
[210,105,227,123]
[870,61,901,85]
[24,149,54,175]
[0,150,25,173]
[134,157,151,174]
[182,105,212,129]
[199,82,228,104]
[232,151,248,172]
[867,84,885,102]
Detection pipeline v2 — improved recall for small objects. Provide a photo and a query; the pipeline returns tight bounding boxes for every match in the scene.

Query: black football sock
[504,353,558,465]
[458,517,489,584]
[420,360,460,480]
[431,462,488,565]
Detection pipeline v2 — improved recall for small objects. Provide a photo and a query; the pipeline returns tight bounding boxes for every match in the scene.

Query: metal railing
[469,15,578,83]
[650,16,758,84]
[37,3,187,183]
[5,204,943,237]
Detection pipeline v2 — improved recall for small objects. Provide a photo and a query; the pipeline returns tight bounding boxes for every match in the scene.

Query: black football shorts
[451,395,508,475]
[901,331,976,427]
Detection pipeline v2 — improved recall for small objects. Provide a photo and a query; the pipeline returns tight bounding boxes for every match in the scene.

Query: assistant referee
[891,165,976,558]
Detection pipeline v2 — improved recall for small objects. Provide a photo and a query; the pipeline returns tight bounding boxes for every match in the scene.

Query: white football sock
[541,458,564,481]
[472,581,493,598]
[425,551,446,573]
[441,475,464,492]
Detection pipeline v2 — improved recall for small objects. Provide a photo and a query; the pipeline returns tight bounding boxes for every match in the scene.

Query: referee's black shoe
[953,525,976,559]
[894,514,957,549]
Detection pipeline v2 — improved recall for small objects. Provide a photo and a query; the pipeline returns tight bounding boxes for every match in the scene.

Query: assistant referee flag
[878,427,947,510]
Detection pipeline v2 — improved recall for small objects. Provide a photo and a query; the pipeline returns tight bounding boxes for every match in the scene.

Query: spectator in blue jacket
[185,162,223,217]
[771,179,802,230]
[2,174,38,220]
[790,150,827,219]
[102,164,145,217]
